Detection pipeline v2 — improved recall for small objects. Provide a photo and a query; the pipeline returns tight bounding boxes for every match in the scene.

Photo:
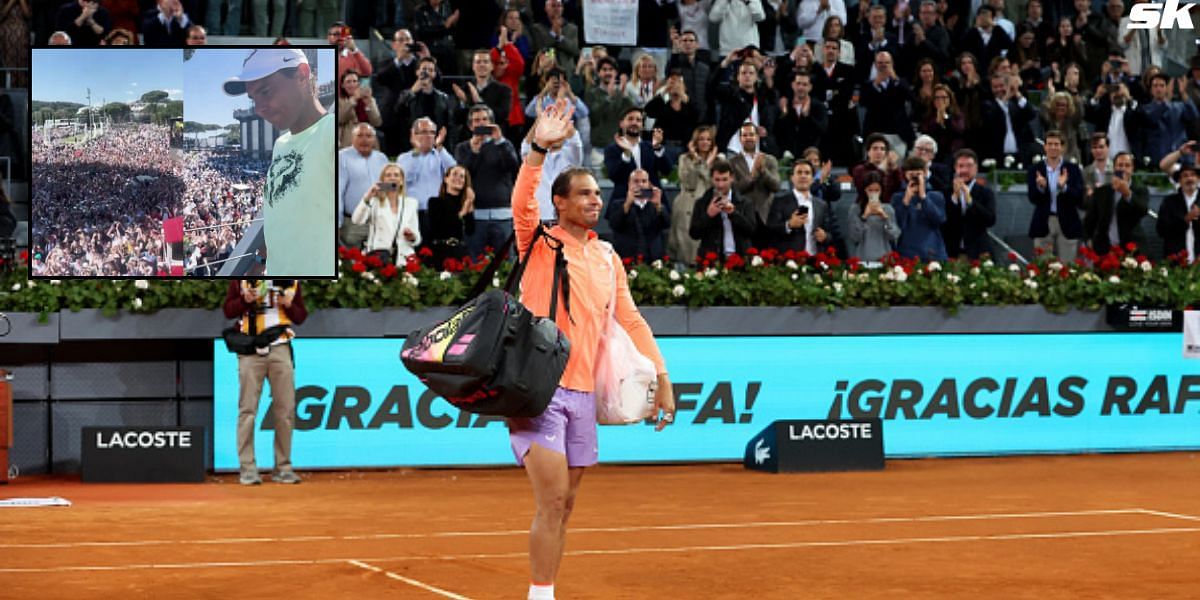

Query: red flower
[419,247,433,258]
[1059,268,1070,280]
[19,250,28,262]
[847,256,862,271]
[443,258,462,273]
[347,247,364,261]
[724,253,745,269]
[622,256,634,267]
[746,247,759,256]
[661,255,672,263]
[1136,255,1148,264]
[380,264,398,278]
[365,254,383,268]
[1125,242,1137,253]
[484,245,495,255]
[1033,247,1045,256]
[705,252,718,262]
[1026,264,1041,276]
[405,259,421,274]
[1008,251,1019,262]
[351,262,366,273]
[760,248,778,263]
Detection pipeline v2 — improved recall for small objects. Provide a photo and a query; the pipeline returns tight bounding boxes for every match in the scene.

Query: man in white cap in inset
[225,48,335,277]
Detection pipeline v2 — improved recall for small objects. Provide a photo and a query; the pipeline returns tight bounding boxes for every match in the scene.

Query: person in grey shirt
[847,170,900,261]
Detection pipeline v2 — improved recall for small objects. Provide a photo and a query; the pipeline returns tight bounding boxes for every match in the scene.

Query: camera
[407,43,419,53]
[796,205,809,216]
[472,125,492,136]
[636,187,655,199]
[1114,170,1126,180]
[1109,59,1122,70]
[381,181,400,192]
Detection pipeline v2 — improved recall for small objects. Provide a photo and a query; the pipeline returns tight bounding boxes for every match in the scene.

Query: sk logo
[1127,0,1197,29]
[754,438,770,465]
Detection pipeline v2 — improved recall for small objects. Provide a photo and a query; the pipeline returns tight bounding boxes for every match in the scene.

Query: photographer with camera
[394,57,457,144]
[1083,151,1148,255]
[352,163,421,264]
[454,104,519,258]
[223,279,307,486]
[892,155,947,261]
[767,159,830,254]
[607,168,670,263]
[1085,73,1148,163]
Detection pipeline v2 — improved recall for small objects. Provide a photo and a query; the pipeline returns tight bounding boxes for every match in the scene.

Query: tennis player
[509,99,676,600]
[224,48,335,277]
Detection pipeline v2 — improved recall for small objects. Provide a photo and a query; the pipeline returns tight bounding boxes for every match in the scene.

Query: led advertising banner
[213,334,1200,470]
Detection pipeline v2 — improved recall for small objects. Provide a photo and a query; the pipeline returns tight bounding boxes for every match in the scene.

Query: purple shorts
[507,387,599,468]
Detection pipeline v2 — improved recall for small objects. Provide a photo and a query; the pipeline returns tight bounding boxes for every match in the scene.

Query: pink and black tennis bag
[401,227,570,417]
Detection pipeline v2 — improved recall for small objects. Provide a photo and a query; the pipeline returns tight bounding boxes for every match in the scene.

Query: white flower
[668,269,680,281]
[751,255,764,267]
[946,274,961,284]
[785,260,798,270]
[970,267,981,276]
[813,274,823,283]
[1024,279,1038,289]
[439,271,452,280]
[1108,275,1121,284]
[407,273,421,287]
[833,282,843,293]
[1160,268,1169,277]
[857,273,870,282]
[132,297,143,309]
[693,270,704,280]
[1048,261,1064,271]
[361,270,376,281]
[134,279,149,290]
[50,279,61,285]
[651,259,663,270]
[705,268,719,278]
[671,284,686,297]
[981,291,989,298]
[10,283,19,291]
[1004,155,1015,168]
[1140,261,1152,272]
[1016,162,1024,170]
[981,158,996,169]
[895,270,908,283]
[629,269,639,280]
[492,276,500,288]
[791,273,799,281]
[1122,256,1137,269]
[1009,264,1021,272]
[27,281,36,288]
[983,260,994,268]
[926,261,942,272]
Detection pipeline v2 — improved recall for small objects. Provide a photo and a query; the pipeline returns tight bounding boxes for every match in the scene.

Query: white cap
[223,49,308,96]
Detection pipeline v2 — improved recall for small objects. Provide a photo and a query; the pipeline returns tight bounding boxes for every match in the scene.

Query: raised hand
[1057,166,1068,188]
[1035,170,1048,190]
[532,98,576,148]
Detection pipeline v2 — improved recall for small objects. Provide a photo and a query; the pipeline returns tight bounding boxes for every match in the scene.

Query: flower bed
[2,244,1198,319]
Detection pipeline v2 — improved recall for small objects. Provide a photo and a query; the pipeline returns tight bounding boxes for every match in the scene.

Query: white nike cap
[223,49,308,96]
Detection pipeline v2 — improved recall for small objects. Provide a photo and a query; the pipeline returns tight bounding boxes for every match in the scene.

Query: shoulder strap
[468,225,572,322]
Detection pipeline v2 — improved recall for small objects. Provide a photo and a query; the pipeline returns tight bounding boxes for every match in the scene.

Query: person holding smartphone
[351,163,421,264]
[606,168,670,262]
[1083,151,1148,255]
[892,155,947,261]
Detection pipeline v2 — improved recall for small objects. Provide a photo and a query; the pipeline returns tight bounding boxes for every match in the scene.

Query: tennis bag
[400,227,571,417]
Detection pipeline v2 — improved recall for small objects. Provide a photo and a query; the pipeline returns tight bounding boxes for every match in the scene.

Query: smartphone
[472,125,492,136]
[580,47,593,63]
[1114,170,1126,180]
[637,187,655,199]
[1109,59,1122,70]
[796,205,809,216]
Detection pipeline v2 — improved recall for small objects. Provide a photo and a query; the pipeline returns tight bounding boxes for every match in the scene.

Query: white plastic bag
[595,315,658,424]
[1185,311,1200,359]
[593,245,658,424]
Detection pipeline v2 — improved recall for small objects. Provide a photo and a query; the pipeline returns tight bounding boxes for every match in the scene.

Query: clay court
[2,452,1199,599]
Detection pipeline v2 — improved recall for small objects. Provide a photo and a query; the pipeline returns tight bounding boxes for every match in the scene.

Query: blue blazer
[1026,160,1084,239]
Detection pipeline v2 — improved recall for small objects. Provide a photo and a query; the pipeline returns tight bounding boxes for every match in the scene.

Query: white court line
[1135,508,1200,523]
[1,526,1199,574]
[0,508,1145,550]
[347,559,474,600]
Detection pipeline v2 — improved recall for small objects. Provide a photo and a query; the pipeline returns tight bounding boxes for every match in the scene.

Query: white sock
[528,582,555,600]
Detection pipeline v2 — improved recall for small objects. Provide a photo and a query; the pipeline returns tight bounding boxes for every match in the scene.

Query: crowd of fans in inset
[34,0,1200,269]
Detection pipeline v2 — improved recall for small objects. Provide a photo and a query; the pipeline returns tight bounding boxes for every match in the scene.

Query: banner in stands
[582,0,638,46]
[213,333,1200,470]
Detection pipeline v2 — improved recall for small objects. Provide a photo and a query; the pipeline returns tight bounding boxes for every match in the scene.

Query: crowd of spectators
[35,1,1200,269]
[31,123,267,276]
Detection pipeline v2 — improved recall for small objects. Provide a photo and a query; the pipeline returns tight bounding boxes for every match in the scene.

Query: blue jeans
[467,218,513,261]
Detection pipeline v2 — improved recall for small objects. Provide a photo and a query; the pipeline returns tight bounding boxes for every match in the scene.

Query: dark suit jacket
[1083,97,1151,163]
[775,99,829,159]
[861,78,915,146]
[941,181,997,259]
[765,190,831,253]
[1027,160,1085,239]
[1155,191,1198,259]
[606,196,671,262]
[140,10,189,47]
[957,26,1013,71]
[1083,182,1149,255]
[979,97,1036,161]
[604,141,673,204]
[810,62,859,162]
[688,189,757,259]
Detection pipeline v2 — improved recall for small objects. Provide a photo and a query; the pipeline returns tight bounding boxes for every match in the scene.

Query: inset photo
[30,47,336,278]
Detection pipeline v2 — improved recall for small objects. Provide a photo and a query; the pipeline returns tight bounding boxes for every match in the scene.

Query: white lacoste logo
[754,439,771,464]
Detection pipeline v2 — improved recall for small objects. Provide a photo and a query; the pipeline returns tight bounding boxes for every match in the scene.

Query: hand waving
[532,98,576,148]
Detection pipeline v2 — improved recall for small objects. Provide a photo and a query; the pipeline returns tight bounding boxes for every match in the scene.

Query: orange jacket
[513,163,667,392]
